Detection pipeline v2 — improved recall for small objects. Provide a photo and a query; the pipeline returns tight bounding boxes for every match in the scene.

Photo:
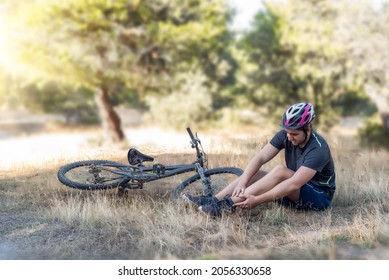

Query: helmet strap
[302,128,308,142]
[300,123,312,147]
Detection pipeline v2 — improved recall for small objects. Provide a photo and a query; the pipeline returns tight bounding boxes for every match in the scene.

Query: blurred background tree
[234,0,388,147]
[0,0,388,148]
[339,0,389,146]
[2,0,234,143]
[239,0,370,129]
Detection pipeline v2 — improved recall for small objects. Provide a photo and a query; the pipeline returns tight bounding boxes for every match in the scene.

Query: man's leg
[199,165,298,216]
[183,169,267,207]
[215,170,268,200]
[231,165,296,204]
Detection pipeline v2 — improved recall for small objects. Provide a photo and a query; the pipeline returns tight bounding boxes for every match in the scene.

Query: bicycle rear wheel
[57,160,130,190]
[172,167,243,199]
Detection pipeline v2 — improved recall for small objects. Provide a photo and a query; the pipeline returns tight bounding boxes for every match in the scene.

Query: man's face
[285,128,306,146]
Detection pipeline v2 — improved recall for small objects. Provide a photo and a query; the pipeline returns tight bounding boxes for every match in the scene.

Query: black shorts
[279,182,335,211]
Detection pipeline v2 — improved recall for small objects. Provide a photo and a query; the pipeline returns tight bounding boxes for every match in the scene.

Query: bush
[333,90,376,117]
[358,114,389,149]
[17,83,99,124]
[145,71,213,130]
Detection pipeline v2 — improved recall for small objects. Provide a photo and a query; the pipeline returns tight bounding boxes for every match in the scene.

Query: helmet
[281,103,315,130]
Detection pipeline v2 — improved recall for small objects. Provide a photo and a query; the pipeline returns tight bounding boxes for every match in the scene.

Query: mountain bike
[57,127,243,199]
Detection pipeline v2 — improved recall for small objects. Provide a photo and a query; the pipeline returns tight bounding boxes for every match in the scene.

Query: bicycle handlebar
[186,127,195,141]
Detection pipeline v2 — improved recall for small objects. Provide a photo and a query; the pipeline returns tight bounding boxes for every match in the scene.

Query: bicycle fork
[195,163,213,196]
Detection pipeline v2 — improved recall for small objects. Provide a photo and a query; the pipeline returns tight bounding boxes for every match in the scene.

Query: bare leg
[230,165,297,203]
[215,169,268,200]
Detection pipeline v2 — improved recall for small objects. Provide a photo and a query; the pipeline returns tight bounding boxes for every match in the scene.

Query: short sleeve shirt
[270,130,336,189]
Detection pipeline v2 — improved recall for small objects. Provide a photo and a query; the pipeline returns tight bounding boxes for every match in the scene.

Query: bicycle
[57,127,243,199]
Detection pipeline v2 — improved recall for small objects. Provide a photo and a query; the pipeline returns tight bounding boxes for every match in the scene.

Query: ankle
[230,196,244,204]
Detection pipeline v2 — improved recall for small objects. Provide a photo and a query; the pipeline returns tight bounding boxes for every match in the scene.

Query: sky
[227,0,264,31]
[227,0,387,31]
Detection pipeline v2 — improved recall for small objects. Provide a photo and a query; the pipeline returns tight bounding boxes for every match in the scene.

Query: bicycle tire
[172,167,243,199]
[57,160,130,190]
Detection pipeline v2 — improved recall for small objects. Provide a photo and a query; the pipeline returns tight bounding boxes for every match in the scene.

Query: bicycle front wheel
[57,160,130,190]
[172,167,243,199]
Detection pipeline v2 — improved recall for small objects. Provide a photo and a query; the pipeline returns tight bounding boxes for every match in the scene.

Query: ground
[1,108,388,260]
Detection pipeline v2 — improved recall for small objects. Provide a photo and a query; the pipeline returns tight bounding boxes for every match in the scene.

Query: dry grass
[1,127,389,260]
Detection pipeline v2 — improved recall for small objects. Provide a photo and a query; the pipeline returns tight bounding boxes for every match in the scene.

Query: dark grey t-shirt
[270,130,336,189]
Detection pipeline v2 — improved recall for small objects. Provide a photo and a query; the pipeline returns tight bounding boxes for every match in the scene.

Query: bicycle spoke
[192,173,237,196]
[58,160,131,189]
[173,168,242,198]
[66,166,115,185]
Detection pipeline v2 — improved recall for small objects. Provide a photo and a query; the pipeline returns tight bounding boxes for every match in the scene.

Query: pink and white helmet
[281,103,315,130]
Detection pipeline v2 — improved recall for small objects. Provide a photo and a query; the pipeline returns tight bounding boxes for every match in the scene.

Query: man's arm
[235,166,317,209]
[233,143,280,194]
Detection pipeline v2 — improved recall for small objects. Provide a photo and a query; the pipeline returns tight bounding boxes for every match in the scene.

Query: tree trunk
[94,87,125,143]
[381,112,389,140]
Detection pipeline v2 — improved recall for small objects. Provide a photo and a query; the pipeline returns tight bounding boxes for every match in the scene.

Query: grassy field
[0,125,389,260]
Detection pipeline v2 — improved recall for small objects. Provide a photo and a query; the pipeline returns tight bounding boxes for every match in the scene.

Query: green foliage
[239,0,364,129]
[17,83,99,124]
[358,114,389,149]
[4,0,236,130]
[110,86,144,108]
[10,0,233,89]
[145,70,213,129]
[332,90,377,117]
[3,0,388,145]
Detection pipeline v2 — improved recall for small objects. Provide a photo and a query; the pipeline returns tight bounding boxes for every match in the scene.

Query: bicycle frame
[57,127,243,195]
[103,127,211,190]
[109,163,196,189]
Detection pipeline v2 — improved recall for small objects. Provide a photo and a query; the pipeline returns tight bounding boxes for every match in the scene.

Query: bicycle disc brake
[88,165,105,184]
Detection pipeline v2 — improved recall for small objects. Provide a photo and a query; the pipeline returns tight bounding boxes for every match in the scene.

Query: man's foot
[198,196,235,217]
[182,192,218,207]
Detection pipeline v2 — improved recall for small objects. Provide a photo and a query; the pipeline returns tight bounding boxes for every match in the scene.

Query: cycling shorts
[278,182,335,211]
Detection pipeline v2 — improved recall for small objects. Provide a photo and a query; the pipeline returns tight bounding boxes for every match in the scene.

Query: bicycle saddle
[127,148,154,165]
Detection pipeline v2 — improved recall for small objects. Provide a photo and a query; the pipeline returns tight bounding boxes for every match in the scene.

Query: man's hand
[232,184,246,197]
[233,193,257,209]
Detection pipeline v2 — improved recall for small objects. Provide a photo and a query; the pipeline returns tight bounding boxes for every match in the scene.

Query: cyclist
[184,102,336,217]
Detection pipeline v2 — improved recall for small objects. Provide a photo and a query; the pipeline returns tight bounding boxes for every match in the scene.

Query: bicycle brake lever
[187,127,201,147]
[194,132,201,143]
[190,136,201,148]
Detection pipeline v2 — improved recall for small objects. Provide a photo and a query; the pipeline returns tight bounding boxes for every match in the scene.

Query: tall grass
[1,129,388,259]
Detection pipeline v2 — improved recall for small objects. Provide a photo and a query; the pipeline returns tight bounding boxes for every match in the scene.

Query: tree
[240,0,389,142]
[7,0,232,142]
[340,1,389,141]
[240,0,365,128]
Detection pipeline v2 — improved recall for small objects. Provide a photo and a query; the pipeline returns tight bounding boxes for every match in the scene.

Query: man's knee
[270,165,294,180]
[248,170,267,185]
